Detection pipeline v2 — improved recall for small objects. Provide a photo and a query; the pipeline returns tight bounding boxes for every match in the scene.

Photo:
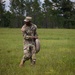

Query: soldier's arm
[22,25,38,39]
[24,35,38,39]
[33,25,38,39]
[23,32,38,40]
[21,25,25,36]
[21,25,25,32]
[24,25,38,39]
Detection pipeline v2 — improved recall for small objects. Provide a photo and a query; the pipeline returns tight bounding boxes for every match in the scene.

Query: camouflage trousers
[22,44,36,62]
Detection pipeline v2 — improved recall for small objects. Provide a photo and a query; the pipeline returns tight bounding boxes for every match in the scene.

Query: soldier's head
[24,16,32,26]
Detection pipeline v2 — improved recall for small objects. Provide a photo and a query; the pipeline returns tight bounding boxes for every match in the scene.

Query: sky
[3,0,9,10]
[4,0,44,10]
[4,0,75,11]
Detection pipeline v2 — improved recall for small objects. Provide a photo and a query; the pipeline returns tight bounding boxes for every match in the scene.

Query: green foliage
[3,11,11,27]
[10,0,25,15]
[0,0,5,13]
[0,28,75,75]
[0,0,5,27]
[31,0,41,26]
[0,0,75,28]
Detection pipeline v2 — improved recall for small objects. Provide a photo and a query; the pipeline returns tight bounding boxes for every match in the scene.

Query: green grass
[0,28,75,75]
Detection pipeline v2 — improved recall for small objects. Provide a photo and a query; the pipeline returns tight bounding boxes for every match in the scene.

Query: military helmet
[24,16,32,22]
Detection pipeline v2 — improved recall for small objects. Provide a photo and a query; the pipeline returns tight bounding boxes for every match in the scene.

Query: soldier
[19,16,38,67]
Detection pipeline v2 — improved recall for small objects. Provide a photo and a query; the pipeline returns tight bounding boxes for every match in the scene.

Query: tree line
[0,0,75,28]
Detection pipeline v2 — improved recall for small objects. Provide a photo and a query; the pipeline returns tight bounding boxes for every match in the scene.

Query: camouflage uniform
[21,23,38,65]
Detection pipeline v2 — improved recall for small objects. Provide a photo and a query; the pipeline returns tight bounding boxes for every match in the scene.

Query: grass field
[0,28,75,75]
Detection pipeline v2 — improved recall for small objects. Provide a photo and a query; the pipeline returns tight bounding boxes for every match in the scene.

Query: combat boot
[31,60,36,66]
[19,60,25,67]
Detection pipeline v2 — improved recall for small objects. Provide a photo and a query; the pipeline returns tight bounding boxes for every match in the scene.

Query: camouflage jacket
[21,23,38,44]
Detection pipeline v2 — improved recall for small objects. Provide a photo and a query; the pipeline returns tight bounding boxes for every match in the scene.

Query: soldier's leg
[19,45,30,67]
[31,45,36,65]
[19,50,30,67]
[30,57,33,65]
